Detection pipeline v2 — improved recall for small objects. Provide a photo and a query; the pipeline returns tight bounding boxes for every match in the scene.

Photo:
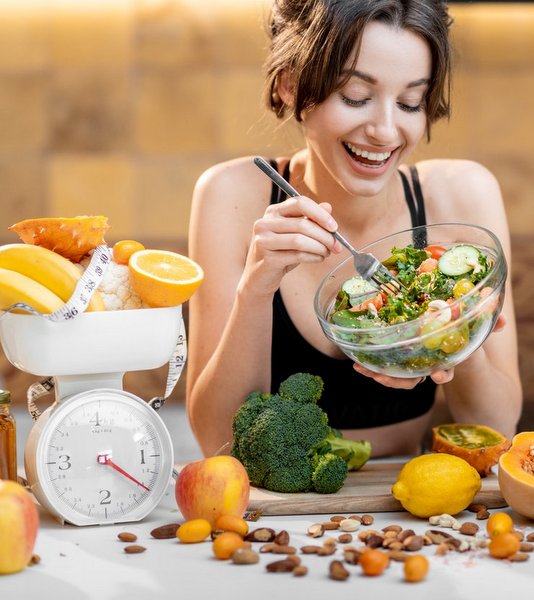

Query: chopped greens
[328,243,498,373]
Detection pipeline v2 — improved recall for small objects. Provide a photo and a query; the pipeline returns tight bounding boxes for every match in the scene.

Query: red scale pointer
[97,452,150,492]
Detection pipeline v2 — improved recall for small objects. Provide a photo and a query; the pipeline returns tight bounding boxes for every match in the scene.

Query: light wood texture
[247,462,505,516]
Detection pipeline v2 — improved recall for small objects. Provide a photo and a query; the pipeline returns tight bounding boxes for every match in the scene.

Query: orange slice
[128,249,204,307]
[8,216,109,263]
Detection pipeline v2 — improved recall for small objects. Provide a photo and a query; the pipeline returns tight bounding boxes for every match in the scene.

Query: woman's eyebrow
[342,69,430,88]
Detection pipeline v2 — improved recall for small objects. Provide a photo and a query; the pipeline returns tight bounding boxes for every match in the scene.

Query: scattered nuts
[365,533,385,548]
[343,548,362,564]
[476,509,490,520]
[266,558,297,573]
[323,537,337,547]
[150,523,180,539]
[261,543,296,555]
[118,532,137,543]
[338,533,353,544]
[245,527,276,543]
[360,515,374,526]
[468,503,487,513]
[301,545,322,554]
[520,542,534,552]
[428,514,461,529]
[508,552,530,562]
[124,545,146,554]
[307,524,324,538]
[403,535,424,552]
[292,565,308,577]
[317,544,337,556]
[339,519,360,532]
[397,529,416,542]
[274,530,290,546]
[29,554,41,565]
[321,521,340,531]
[388,550,409,562]
[459,522,479,536]
[330,515,346,523]
[425,529,456,545]
[329,559,350,581]
[382,524,402,533]
[231,548,260,565]
[526,532,534,543]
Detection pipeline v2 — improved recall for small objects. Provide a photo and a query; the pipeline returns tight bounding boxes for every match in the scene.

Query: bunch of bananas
[0,244,104,314]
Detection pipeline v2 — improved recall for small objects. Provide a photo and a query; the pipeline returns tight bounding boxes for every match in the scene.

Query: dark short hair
[264,0,452,137]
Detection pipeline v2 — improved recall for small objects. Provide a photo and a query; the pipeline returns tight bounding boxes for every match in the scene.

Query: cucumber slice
[438,245,481,276]
[342,276,377,305]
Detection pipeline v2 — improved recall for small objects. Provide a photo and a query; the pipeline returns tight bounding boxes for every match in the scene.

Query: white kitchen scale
[0,286,185,527]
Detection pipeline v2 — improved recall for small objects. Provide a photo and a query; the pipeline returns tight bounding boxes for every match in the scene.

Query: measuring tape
[0,245,186,419]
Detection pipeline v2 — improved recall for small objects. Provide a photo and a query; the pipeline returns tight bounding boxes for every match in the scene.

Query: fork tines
[371,265,405,296]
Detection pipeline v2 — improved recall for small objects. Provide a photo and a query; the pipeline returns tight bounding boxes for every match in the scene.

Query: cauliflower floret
[80,254,147,310]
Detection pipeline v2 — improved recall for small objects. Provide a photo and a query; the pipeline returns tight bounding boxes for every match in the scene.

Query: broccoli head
[278,372,324,404]
[231,373,371,494]
[311,454,348,494]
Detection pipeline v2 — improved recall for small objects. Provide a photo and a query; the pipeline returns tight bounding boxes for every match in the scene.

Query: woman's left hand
[352,363,454,388]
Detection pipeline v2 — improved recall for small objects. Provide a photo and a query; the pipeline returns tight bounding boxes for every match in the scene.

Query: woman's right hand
[241,197,342,296]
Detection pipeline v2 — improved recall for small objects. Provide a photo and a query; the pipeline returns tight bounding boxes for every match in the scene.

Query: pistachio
[307,524,325,538]
[339,519,360,533]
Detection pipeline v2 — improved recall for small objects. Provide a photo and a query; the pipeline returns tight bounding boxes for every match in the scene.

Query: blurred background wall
[0,0,533,428]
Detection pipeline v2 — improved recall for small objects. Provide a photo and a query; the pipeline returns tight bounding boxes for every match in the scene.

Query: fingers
[272,196,338,232]
[353,363,454,388]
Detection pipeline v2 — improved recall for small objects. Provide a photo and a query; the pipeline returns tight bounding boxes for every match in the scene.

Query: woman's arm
[186,158,340,456]
[438,162,522,438]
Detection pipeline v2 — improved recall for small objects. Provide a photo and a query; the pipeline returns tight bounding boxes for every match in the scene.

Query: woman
[186,0,522,457]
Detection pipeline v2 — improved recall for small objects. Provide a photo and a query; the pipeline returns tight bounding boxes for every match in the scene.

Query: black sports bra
[270,161,437,429]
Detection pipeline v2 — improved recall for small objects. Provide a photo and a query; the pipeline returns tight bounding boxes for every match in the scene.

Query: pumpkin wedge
[498,432,534,519]
[431,423,510,477]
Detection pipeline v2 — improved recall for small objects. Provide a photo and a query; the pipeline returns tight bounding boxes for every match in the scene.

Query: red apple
[175,456,250,526]
[0,479,39,574]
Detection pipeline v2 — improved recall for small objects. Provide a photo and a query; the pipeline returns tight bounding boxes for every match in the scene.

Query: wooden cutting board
[247,462,506,516]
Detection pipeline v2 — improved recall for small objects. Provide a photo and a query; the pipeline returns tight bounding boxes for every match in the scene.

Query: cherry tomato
[425,245,447,260]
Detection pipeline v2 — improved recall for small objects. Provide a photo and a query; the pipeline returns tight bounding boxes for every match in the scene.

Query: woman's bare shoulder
[414,158,503,221]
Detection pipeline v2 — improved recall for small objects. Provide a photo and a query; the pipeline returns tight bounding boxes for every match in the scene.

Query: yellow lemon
[392,453,481,518]
[129,249,204,307]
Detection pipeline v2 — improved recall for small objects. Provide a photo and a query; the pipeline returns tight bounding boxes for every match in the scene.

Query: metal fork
[254,156,405,295]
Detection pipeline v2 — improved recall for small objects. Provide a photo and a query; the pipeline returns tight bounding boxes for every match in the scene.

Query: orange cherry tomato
[425,245,447,260]
[486,512,514,539]
[112,239,146,265]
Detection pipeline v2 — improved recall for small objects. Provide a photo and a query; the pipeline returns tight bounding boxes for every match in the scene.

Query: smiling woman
[185,0,522,459]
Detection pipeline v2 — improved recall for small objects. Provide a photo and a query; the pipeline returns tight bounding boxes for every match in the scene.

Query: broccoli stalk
[310,429,372,471]
[231,373,372,494]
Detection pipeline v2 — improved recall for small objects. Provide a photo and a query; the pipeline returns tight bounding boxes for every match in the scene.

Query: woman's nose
[364,103,397,144]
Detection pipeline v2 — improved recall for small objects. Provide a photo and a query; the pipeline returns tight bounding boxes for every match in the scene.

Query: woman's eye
[398,102,424,113]
[341,95,368,107]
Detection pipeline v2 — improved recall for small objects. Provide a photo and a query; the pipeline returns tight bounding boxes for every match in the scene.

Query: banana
[0,267,64,314]
[0,244,105,311]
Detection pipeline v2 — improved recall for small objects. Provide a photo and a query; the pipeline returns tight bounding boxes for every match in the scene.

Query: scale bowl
[0,306,182,376]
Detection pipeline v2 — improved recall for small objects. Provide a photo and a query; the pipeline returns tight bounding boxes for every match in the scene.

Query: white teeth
[346,143,392,162]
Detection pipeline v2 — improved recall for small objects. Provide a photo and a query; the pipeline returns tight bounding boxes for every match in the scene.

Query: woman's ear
[276,70,295,109]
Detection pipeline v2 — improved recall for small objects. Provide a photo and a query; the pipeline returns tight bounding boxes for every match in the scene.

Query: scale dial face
[26,389,174,526]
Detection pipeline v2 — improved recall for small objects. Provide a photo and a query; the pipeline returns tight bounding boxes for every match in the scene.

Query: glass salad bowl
[314,223,507,378]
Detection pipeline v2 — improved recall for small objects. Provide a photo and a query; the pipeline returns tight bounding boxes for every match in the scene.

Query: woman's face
[300,21,432,197]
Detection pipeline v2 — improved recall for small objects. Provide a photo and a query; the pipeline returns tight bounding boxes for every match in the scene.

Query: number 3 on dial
[24,388,174,526]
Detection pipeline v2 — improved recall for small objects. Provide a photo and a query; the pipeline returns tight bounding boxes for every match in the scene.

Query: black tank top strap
[398,169,419,228]
[269,159,291,205]
[399,166,428,248]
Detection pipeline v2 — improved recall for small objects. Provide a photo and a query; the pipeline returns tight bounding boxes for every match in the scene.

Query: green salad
[328,243,498,372]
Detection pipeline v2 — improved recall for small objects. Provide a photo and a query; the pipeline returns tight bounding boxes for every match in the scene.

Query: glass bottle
[0,389,17,481]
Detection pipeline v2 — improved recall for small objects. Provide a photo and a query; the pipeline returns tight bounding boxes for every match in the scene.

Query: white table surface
[5,405,534,599]
[3,476,534,600]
